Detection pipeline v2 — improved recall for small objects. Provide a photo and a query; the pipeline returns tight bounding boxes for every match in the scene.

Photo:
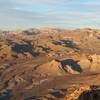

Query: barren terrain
[0,28,100,100]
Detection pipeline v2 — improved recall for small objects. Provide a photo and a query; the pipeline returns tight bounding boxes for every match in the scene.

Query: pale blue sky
[0,0,100,30]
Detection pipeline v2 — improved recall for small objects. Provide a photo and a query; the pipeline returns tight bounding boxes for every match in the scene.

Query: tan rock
[64,86,91,100]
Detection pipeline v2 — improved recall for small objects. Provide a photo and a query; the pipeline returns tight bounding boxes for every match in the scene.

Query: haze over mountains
[0,28,100,100]
[0,0,100,29]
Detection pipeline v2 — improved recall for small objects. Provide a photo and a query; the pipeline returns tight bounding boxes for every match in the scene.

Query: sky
[0,0,100,30]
